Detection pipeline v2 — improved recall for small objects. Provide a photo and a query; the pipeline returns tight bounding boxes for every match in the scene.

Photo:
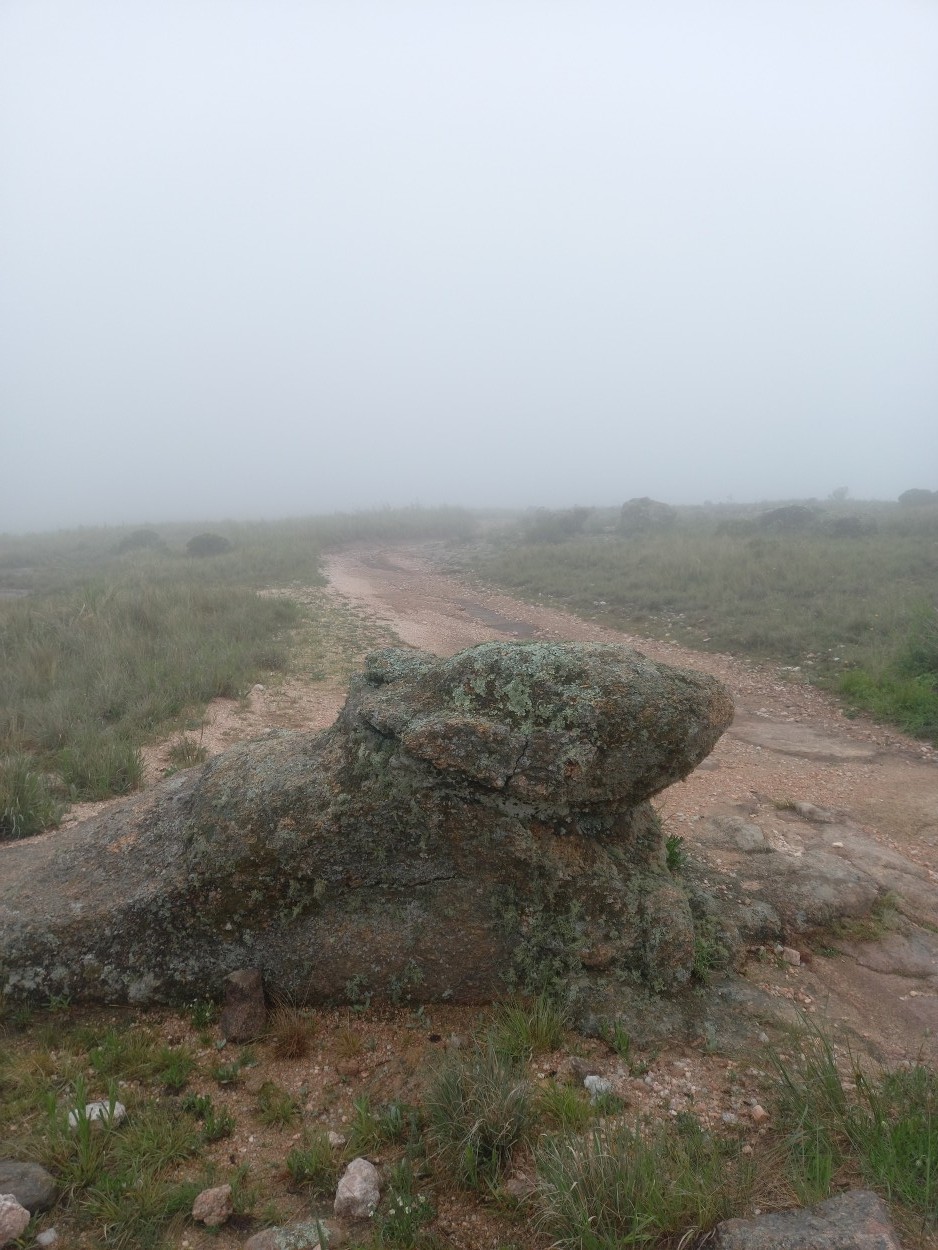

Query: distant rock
[67,1100,126,1131]
[757,505,816,532]
[186,532,233,557]
[619,497,677,534]
[898,488,937,507]
[192,1183,233,1227]
[0,642,732,1009]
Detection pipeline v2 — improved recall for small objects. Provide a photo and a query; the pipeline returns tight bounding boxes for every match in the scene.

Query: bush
[0,755,63,840]
[117,529,164,555]
[535,1115,750,1249]
[898,489,937,507]
[619,497,676,534]
[523,507,593,544]
[186,532,233,557]
[426,1042,533,1187]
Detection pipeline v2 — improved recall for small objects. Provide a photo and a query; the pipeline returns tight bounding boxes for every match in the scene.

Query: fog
[2,1,936,533]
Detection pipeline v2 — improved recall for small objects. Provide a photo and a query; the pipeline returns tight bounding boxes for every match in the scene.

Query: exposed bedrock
[0,642,734,1007]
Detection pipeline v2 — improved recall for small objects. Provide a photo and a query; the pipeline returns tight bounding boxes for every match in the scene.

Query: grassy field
[464,500,938,744]
[1,1000,934,1249]
[0,507,475,838]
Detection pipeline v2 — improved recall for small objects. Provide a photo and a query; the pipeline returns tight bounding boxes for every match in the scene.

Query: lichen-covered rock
[0,642,732,1007]
[715,1190,900,1250]
[219,968,267,1041]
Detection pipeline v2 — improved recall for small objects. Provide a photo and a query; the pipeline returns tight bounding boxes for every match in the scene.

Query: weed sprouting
[255,1080,300,1127]
[665,833,688,873]
[535,1116,751,1249]
[286,1127,340,1195]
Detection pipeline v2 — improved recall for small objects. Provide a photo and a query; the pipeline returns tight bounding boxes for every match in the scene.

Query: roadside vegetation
[465,498,938,744]
[1,998,934,1249]
[0,507,475,839]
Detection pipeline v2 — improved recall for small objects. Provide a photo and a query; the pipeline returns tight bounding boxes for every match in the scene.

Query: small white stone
[328,1130,347,1148]
[37,1231,60,1248]
[68,1100,127,1130]
[584,1075,613,1101]
[334,1157,381,1220]
[721,1111,739,1125]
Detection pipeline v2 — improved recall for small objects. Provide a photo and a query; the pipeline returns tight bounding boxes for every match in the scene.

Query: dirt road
[326,543,938,1061]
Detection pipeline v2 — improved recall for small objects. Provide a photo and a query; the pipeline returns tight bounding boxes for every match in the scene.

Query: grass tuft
[488,994,568,1064]
[426,1041,534,1188]
[535,1114,752,1249]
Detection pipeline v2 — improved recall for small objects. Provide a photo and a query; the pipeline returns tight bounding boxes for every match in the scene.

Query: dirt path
[325,543,938,1062]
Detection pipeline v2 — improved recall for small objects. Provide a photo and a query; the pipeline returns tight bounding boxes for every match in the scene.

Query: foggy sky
[2,1,937,533]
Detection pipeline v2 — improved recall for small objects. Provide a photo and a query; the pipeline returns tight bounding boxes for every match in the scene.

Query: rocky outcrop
[0,642,732,1008]
[619,497,677,534]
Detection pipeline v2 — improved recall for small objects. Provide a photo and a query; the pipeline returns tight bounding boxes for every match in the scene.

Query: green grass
[537,1079,594,1132]
[534,1113,752,1249]
[467,501,938,744]
[771,1026,938,1218]
[0,506,475,834]
[2,1001,936,1249]
[255,1080,300,1128]
[0,753,64,839]
[347,1095,419,1154]
[425,1041,534,1188]
[285,1127,341,1196]
[488,994,569,1063]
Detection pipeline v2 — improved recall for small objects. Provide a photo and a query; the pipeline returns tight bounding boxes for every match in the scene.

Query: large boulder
[619,497,677,534]
[0,642,733,1008]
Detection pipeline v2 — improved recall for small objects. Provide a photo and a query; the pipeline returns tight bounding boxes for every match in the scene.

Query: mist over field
[2,1,937,533]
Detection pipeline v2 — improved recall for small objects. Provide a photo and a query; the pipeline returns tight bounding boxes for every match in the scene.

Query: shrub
[488,994,568,1063]
[286,1127,339,1195]
[426,1042,534,1187]
[186,532,233,557]
[117,529,164,554]
[0,755,63,840]
[535,1115,750,1249]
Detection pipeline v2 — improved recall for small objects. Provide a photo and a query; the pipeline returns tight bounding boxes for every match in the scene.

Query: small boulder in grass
[192,1183,233,1227]
[0,1160,57,1213]
[334,1158,380,1221]
[0,1194,31,1248]
[67,1100,126,1130]
[220,968,266,1042]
